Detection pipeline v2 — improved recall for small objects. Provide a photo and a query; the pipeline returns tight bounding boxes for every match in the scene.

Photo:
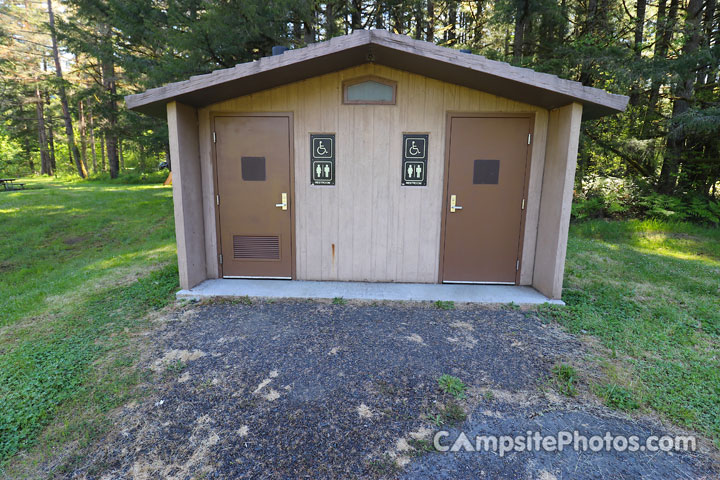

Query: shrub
[86,170,169,184]
[572,196,606,220]
[637,193,720,225]
[572,175,720,226]
[573,176,635,221]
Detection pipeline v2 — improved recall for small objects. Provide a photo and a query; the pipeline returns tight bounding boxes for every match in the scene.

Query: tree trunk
[99,22,120,179]
[373,2,385,30]
[447,1,457,45]
[629,0,647,105]
[414,3,424,40]
[47,0,86,178]
[633,0,647,57]
[138,143,146,172]
[119,140,125,171]
[648,0,679,111]
[41,57,56,172]
[471,0,483,45]
[303,20,315,43]
[34,81,51,175]
[47,110,56,172]
[513,0,530,59]
[24,131,34,173]
[350,0,363,31]
[89,112,97,173]
[101,134,106,171]
[504,27,511,57]
[78,100,89,173]
[325,1,337,37]
[660,0,704,193]
[374,1,384,29]
[426,0,434,41]
[391,5,405,33]
[695,0,716,86]
[578,0,606,85]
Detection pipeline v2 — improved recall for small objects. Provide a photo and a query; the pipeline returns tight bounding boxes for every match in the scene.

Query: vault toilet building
[126,30,627,300]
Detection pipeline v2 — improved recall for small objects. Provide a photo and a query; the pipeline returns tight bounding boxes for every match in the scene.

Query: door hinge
[521,198,525,210]
[527,133,532,145]
[219,253,223,265]
[213,131,217,143]
[216,194,220,206]
[516,260,520,271]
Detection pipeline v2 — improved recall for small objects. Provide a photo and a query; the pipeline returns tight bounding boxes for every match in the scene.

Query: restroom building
[125,30,628,300]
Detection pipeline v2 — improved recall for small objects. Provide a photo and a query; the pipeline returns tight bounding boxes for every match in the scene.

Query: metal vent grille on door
[233,235,280,260]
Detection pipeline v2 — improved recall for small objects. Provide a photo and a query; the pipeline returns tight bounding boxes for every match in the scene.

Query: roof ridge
[126,29,627,120]
[370,30,620,102]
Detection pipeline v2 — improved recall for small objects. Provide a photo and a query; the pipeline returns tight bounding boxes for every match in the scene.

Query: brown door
[215,115,293,278]
[441,116,531,283]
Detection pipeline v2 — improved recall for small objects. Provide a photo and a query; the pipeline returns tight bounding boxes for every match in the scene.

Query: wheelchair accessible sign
[311,134,335,185]
[402,134,429,186]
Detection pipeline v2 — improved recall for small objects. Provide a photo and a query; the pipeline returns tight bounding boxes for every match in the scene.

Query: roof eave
[125,30,628,121]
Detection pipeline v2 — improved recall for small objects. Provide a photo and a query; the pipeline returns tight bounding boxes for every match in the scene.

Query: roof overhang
[126,30,628,121]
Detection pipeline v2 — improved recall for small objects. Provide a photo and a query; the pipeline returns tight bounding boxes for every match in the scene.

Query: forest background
[1,0,719,222]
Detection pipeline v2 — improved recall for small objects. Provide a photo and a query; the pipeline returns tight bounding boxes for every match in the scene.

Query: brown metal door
[441,116,531,283]
[215,115,293,278]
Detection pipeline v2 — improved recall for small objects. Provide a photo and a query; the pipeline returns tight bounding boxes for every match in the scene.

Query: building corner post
[167,101,207,290]
[532,102,583,300]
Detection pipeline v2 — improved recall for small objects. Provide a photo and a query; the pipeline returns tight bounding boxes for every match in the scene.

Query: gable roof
[125,29,628,120]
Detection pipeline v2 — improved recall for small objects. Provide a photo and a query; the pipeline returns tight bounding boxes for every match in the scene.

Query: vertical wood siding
[199,64,548,283]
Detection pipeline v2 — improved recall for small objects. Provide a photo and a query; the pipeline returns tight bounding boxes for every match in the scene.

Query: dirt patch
[62,236,85,245]
[150,349,206,372]
[357,403,374,418]
[404,333,425,345]
[128,414,220,480]
[0,263,172,341]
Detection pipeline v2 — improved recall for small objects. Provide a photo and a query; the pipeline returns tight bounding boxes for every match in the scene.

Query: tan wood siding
[534,103,583,298]
[198,64,548,283]
[167,102,206,289]
[197,107,219,279]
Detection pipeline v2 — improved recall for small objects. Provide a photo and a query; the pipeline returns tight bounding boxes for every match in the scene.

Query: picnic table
[0,178,25,191]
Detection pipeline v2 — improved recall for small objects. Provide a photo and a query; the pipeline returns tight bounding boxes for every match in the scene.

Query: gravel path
[67,300,718,479]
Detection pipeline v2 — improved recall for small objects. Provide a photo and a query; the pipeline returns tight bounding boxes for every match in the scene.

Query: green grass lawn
[0,177,178,471]
[540,219,720,446]
[0,177,718,473]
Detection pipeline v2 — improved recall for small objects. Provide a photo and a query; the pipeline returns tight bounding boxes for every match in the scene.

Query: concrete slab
[176,279,564,305]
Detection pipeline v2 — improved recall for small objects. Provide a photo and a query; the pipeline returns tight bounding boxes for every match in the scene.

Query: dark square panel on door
[241,156,266,181]
[472,159,500,185]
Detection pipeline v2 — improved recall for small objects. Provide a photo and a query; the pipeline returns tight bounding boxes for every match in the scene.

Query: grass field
[0,177,178,471]
[541,220,720,445]
[0,177,718,472]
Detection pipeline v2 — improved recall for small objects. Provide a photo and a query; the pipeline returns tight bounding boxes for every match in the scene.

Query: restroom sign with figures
[402,134,429,186]
[310,134,335,185]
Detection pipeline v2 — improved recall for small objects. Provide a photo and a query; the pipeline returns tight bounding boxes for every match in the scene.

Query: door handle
[275,192,288,211]
[450,194,463,213]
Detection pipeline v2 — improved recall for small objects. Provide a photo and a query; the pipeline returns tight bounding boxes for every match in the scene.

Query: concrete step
[177,279,563,305]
